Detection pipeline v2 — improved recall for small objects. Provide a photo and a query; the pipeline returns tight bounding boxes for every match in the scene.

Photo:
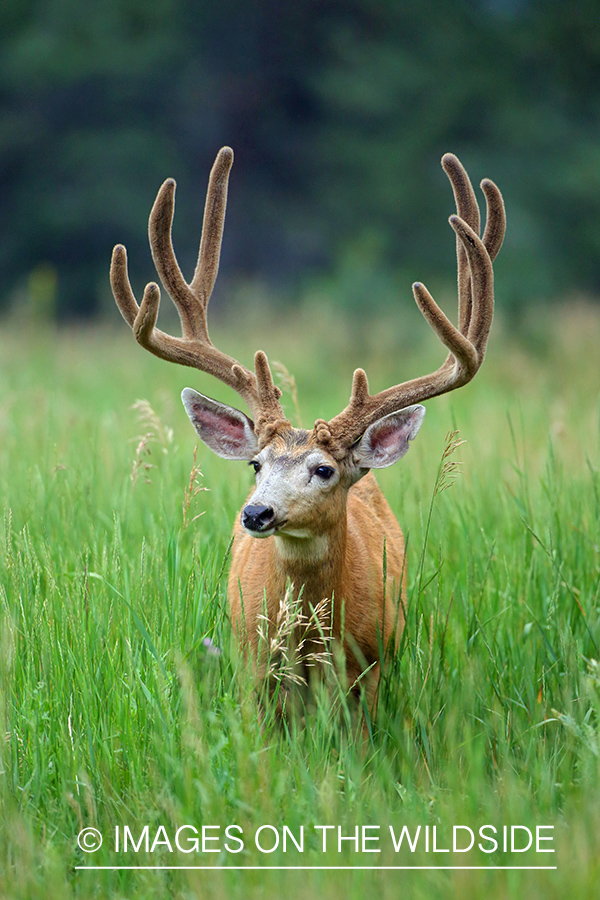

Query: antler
[110,147,284,426]
[326,153,505,450]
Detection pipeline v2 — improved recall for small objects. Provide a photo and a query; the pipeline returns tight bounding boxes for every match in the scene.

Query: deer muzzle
[242,504,277,535]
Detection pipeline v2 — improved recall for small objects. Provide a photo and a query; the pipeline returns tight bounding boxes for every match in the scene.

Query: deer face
[182,388,425,540]
[241,430,344,539]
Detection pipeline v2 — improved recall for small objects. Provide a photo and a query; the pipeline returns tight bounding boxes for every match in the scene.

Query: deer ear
[353,405,425,469]
[181,388,258,460]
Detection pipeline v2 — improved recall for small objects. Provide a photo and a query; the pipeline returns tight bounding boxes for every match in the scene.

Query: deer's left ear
[353,405,425,469]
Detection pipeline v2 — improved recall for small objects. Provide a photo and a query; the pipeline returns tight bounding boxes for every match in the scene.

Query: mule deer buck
[110,147,505,712]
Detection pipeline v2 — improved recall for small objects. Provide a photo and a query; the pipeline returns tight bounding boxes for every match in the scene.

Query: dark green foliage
[0,1,599,318]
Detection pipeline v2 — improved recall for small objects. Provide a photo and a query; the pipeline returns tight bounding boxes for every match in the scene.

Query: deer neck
[273,512,347,606]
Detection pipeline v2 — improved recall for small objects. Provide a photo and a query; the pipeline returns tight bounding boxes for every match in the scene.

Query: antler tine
[449,214,494,357]
[480,177,506,262]
[442,152,479,335]
[441,154,506,337]
[191,147,233,304]
[149,147,233,340]
[110,147,284,424]
[110,243,142,327]
[441,152,480,232]
[326,154,503,452]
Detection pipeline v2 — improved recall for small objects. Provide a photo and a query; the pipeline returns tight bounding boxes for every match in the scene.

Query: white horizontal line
[76,865,558,871]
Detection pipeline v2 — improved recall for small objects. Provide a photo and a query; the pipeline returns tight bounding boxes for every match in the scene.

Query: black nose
[242,504,276,532]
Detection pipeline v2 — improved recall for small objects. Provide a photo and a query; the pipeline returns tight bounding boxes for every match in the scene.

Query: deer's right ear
[181,388,258,460]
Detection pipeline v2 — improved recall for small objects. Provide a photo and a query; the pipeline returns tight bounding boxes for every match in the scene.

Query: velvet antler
[325,153,505,450]
[110,147,284,427]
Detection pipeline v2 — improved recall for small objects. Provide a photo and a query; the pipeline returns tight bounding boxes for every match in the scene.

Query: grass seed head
[257,584,333,690]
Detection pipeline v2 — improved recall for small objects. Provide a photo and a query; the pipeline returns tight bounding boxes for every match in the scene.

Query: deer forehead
[259,428,336,468]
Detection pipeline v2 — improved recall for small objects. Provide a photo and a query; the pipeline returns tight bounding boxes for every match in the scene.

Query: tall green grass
[1,303,599,898]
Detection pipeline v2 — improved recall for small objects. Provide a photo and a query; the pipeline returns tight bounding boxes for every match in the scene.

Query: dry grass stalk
[272,360,302,428]
[257,583,333,689]
[130,399,174,488]
[182,445,209,530]
[435,429,466,495]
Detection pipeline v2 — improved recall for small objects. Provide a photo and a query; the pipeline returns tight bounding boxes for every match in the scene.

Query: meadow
[1,299,599,898]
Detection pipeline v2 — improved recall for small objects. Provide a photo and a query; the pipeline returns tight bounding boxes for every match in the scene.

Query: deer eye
[314,465,335,480]
[249,460,261,474]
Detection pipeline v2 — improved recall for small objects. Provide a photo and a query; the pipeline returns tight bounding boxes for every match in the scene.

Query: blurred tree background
[0,0,599,320]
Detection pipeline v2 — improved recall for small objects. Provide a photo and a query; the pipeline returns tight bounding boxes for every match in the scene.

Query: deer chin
[243,525,277,539]
[276,525,314,539]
